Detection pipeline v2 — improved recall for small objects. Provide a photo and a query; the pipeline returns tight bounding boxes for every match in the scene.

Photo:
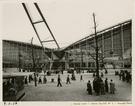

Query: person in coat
[66,75,71,84]
[25,76,28,85]
[100,80,105,95]
[96,77,102,95]
[80,75,83,81]
[57,75,62,87]
[105,78,109,93]
[43,75,47,84]
[87,80,92,95]
[38,77,42,84]
[110,79,115,94]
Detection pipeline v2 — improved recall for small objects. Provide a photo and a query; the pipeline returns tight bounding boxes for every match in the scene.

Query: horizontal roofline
[2,39,51,50]
[64,19,132,50]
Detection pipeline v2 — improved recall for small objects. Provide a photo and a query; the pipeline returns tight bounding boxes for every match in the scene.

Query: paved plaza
[22,69,131,101]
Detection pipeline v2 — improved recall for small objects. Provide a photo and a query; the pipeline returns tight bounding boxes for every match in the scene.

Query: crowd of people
[118,70,131,83]
[21,69,132,97]
[3,67,132,101]
[24,71,84,87]
[26,71,116,96]
[87,77,115,95]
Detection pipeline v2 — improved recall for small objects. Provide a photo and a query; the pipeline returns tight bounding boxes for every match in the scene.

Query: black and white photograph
[1,0,133,103]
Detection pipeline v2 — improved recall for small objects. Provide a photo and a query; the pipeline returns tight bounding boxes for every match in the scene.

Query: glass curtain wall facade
[3,40,49,72]
[64,20,132,70]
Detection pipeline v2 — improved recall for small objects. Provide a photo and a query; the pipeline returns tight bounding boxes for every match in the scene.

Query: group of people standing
[30,75,47,85]
[118,70,131,83]
[87,77,115,95]
[38,75,47,84]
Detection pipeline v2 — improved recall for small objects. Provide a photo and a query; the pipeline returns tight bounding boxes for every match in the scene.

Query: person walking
[80,74,83,81]
[122,71,126,81]
[66,75,71,84]
[93,73,95,77]
[96,77,102,95]
[101,72,104,77]
[105,78,109,93]
[43,75,47,84]
[110,79,115,94]
[71,72,76,80]
[119,72,122,80]
[87,80,92,95]
[57,75,62,87]
[105,69,108,74]
[25,76,28,85]
[29,75,31,83]
[100,80,105,95]
[38,77,42,84]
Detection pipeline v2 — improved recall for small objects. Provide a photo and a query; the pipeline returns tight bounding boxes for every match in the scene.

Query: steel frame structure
[22,3,60,71]
[22,3,60,51]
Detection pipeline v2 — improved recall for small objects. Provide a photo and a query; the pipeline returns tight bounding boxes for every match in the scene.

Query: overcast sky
[1,0,133,48]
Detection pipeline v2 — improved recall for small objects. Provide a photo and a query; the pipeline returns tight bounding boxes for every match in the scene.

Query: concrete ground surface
[22,69,131,101]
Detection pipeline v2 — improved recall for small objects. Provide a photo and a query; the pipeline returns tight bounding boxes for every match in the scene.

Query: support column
[65,52,67,70]
[102,34,105,57]
[121,25,124,68]
[81,48,83,70]
[65,52,69,70]
[86,40,88,69]
[111,28,114,57]
[79,44,81,69]
[121,25,124,58]
[73,45,76,69]
[18,44,21,72]
[49,50,53,71]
